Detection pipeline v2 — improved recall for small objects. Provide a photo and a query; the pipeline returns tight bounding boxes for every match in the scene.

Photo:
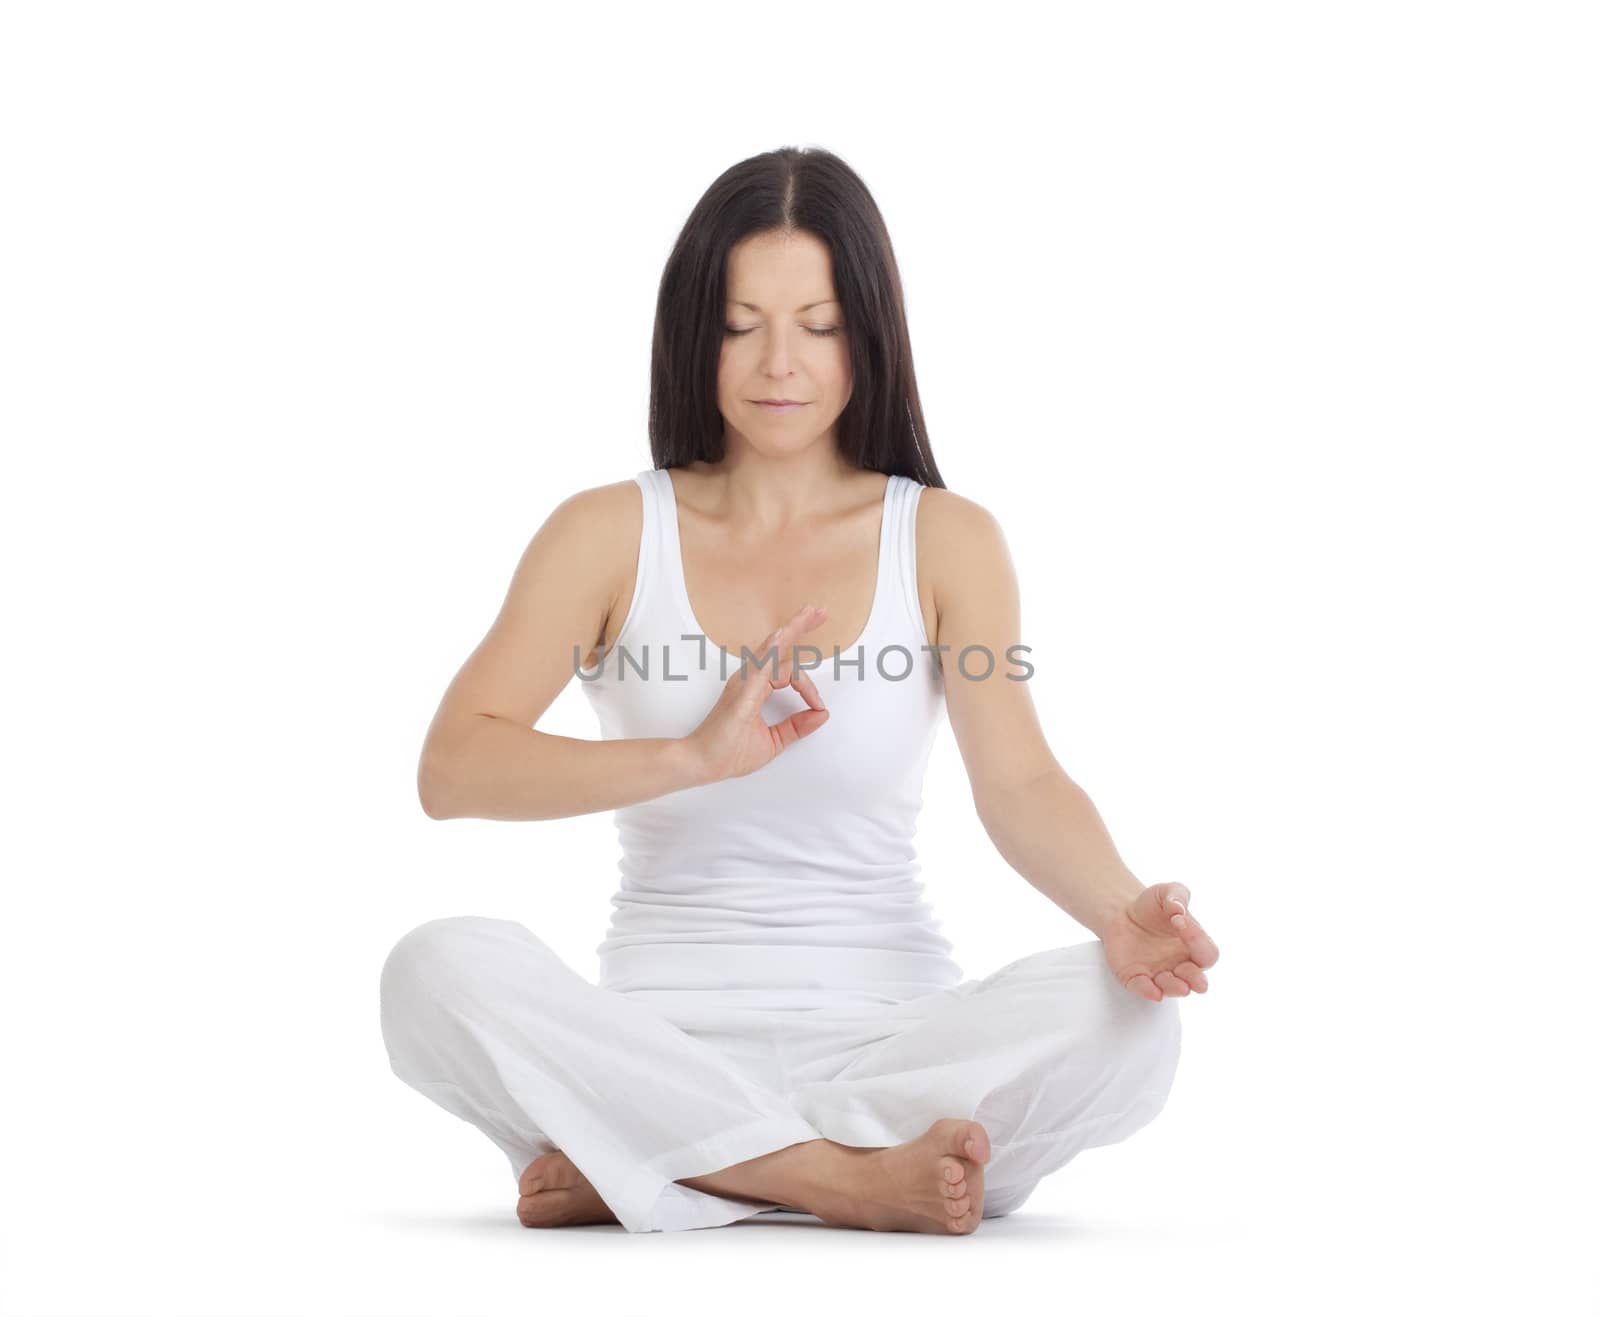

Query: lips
[754,399,807,405]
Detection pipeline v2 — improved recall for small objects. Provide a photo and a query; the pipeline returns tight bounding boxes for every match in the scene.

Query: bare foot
[812,1118,991,1235]
[516,1149,619,1227]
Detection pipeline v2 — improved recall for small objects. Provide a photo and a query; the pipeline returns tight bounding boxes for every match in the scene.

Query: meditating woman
[379,145,1220,1235]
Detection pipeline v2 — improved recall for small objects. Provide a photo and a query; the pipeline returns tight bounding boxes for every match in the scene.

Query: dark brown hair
[648,146,946,489]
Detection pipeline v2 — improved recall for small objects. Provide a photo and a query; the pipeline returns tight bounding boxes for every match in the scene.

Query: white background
[3,2,1596,1315]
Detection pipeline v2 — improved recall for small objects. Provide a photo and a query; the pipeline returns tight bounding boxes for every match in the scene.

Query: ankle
[676,1137,866,1215]
[792,1140,877,1216]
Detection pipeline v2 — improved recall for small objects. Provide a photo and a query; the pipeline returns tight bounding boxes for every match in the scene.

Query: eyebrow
[727,299,839,312]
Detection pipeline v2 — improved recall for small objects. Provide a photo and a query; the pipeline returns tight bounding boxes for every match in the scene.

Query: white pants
[378,916,1182,1234]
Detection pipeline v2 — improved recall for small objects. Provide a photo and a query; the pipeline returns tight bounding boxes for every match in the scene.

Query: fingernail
[965,1138,975,1152]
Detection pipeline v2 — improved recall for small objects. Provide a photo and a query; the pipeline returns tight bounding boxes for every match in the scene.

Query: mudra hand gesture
[682,602,832,784]
[1100,882,1220,1002]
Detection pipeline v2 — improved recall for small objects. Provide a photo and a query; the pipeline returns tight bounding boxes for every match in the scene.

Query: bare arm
[925,490,1144,935]
[420,719,705,822]
[417,482,708,821]
[971,769,1144,938]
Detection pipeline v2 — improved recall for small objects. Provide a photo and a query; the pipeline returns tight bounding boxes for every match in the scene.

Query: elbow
[417,713,502,820]
[417,750,455,820]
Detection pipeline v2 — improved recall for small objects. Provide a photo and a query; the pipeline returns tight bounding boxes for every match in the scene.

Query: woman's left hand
[1100,882,1220,1002]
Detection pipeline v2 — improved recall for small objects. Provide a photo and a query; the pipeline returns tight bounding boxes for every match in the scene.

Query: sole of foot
[812,1117,992,1235]
[516,1149,618,1227]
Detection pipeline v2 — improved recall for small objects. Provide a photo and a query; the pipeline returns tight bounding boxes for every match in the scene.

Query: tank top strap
[578,469,666,678]
[881,474,930,647]
[632,467,667,569]
[624,466,669,631]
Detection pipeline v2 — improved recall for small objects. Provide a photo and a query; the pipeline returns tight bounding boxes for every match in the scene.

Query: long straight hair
[648,147,946,489]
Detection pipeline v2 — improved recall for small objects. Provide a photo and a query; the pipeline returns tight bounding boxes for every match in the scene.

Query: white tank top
[578,467,963,1008]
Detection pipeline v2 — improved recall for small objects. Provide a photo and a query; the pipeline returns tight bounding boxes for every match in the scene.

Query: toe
[518,1186,585,1228]
[961,1121,991,1164]
[517,1193,550,1227]
[935,1117,991,1165]
[518,1162,546,1194]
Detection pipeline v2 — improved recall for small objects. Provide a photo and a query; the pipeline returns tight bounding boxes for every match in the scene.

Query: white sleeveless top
[578,467,963,1009]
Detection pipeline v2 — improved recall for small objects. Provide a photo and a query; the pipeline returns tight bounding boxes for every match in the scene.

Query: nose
[756,326,802,375]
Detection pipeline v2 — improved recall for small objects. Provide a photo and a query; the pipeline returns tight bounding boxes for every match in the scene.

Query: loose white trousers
[379,916,1182,1234]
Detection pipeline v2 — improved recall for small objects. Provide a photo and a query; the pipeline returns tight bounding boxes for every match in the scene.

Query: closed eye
[724,326,841,338]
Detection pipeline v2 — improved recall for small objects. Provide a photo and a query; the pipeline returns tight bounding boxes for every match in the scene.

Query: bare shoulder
[913,486,1016,648]
[915,485,1006,541]
[538,476,643,624]
[546,476,642,533]
[416,474,647,764]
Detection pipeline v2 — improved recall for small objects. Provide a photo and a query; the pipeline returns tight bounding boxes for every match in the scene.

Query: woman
[379,146,1220,1236]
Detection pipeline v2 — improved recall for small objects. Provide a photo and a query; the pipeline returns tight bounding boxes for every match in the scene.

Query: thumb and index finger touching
[1150,881,1220,968]
[736,602,828,698]
[735,603,831,739]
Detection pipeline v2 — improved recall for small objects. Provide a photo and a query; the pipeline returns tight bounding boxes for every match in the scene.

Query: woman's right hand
[680,603,832,785]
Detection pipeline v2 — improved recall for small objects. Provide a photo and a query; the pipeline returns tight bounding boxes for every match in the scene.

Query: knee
[991,942,1184,1085]
[1050,960,1184,1142]
[1089,950,1184,1085]
[1094,977,1184,1134]
[1023,942,1181,1034]
[378,915,531,1011]
[1128,996,1182,1106]
[1029,942,1184,1096]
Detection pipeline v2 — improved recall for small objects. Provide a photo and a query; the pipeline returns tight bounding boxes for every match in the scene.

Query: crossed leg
[381,921,1179,1234]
